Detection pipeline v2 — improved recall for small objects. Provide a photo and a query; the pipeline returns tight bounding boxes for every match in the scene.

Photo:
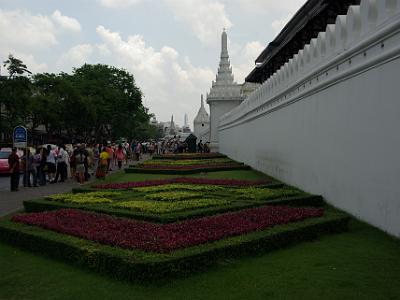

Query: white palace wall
[218,0,400,237]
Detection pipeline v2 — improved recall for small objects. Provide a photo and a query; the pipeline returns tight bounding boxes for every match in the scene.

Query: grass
[0,219,399,299]
[2,165,400,299]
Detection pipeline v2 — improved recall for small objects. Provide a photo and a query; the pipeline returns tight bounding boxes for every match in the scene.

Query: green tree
[71,64,143,141]
[3,54,32,78]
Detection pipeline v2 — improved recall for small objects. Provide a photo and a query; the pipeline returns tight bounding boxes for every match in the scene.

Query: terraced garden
[1,153,400,299]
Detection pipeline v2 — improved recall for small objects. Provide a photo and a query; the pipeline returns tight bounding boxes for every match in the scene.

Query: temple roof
[194,95,210,124]
[246,0,360,84]
[207,30,243,102]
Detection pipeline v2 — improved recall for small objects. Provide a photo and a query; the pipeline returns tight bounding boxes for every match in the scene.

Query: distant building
[206,29,246,152]
[193,94,210,143]
[182,113,191,133]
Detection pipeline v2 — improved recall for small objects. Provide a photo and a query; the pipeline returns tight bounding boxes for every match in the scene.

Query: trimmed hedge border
[125,165,251,174]
[0,210,349,283]
[152,153,227,160]
[23,195,325,223]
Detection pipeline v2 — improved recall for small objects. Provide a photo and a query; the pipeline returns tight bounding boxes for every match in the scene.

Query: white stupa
[194,94,210,143]
[206,29,244,151]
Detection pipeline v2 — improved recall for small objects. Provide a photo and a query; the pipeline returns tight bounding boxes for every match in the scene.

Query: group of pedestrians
[7,142,135,191]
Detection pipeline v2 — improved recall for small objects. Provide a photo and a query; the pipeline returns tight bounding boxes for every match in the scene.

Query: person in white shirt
[52,145,68,183]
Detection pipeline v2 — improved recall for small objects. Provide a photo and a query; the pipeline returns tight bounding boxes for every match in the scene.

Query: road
[0,175,12,191]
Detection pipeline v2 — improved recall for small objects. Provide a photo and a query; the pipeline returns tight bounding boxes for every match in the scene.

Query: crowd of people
[7,137,211,192]
[8,141,136,191]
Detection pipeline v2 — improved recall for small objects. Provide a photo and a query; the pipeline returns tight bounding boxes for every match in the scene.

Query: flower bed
[136,162,244,170]
[144,191,202,201]
[112,199,230,213]
[142,158,233,166]
[233,187,302,201]
[12,206,324,253]
[132,184,225,193]
[125,165,251,174]
[152,153,227,160]
[92,178,273,190]
[44,192,121,204]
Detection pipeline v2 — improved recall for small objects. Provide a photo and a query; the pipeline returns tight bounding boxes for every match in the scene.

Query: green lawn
[0,219,399,300]
[2,168,400,299]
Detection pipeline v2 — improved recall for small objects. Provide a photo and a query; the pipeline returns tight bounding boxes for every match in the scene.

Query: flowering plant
[45,191,121,204]
[136,162,243,170]
[12,206,324,253]
[144,191,202,201]
[133,184,225,193]
[142,158,233,166]
[112,198,229,213]
[232,187,302,201]
[93,178,271,190]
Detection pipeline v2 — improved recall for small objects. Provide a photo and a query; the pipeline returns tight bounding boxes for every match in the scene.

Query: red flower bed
[12,206,323,253]
[137,163,243,170]
[92,178,271,190]
[154,153,225,159]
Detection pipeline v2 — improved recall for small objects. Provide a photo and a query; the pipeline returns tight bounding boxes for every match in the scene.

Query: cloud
[58,44,94,69]
[51,10,81,32]
[163,0,232,46]
[99,0,143,8]
[235,0,305,14]
[95,25,214,123]
[0,9,57,51]
[230,41,264,82]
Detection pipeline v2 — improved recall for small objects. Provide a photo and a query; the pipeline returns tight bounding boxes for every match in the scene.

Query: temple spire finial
[201,94,204,107]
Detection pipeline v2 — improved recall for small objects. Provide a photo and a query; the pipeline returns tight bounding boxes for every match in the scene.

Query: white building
[206,29,244,152]
[193,94,210,143]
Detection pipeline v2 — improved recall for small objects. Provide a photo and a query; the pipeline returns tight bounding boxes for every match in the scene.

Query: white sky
[0,0,306,127]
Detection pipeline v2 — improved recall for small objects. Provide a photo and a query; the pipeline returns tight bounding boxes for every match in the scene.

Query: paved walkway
[0,156,148,217]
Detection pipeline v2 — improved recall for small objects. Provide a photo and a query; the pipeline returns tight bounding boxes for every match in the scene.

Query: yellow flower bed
[112,199,230,213]
[45,191,120,204]
[144,191,202,201]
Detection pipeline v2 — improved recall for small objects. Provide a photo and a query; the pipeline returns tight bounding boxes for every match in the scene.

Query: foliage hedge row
[0,210,349,282]
[23,194,325,223]
[125,165,251,174]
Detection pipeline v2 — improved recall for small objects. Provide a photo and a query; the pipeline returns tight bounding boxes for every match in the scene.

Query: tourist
[46,145,56,182]
[8,148,20,192]
[74,146,86,185]
[204,142,210,153]
[106,144,114,171]
[52,145,68,183]
[92,144,100,175]
[39,148,48,185]
[115,144,125,170]
[96,147,109,179]
[83,144,90,181]
[197,140,204,153]
[69,146,76,180]
[22,149,37,187]
[32,148,42,187]
[135,142,141,161]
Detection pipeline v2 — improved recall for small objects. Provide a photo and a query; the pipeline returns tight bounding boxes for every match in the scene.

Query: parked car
[0,148,24,174]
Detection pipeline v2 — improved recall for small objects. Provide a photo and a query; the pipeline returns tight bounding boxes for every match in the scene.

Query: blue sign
[13,126,27,148]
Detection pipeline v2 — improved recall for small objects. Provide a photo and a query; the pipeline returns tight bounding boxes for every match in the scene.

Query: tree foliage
[0,56,157,142]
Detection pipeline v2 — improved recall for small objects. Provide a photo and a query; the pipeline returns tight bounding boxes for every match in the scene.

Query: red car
[0,149,23,174]
[0,151,12,174]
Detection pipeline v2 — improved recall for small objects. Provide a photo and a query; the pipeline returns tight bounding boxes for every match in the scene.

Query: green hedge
[0,210,349,283]
[125,165,251,175]
[23,194,325,223]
